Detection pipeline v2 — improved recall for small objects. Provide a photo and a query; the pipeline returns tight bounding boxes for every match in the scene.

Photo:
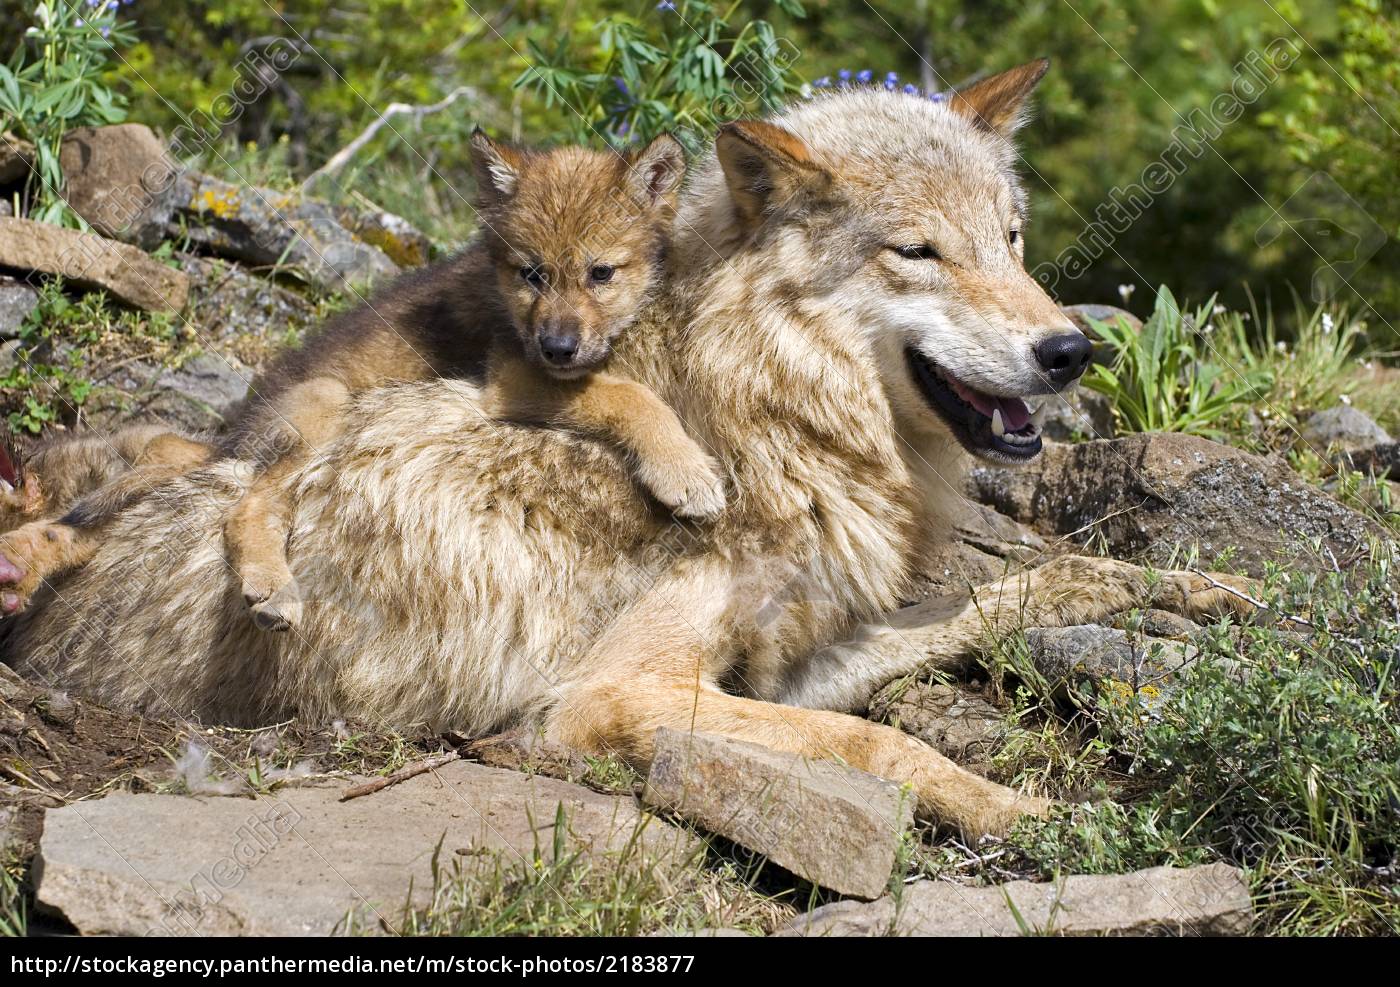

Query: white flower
[1213,304,1227,315]
[1340,394,1352,406]
[1321,313,1334,335]
[1117,283,1136,304]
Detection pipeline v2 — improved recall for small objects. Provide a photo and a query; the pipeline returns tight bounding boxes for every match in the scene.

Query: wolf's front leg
[775,555,1259,713]
[544,559,1048,838]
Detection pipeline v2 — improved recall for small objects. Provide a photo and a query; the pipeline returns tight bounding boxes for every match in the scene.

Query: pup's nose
[539,333,580,365]
[1034,332,1093,386]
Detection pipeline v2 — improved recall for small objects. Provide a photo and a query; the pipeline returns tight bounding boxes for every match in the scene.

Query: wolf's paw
[0,522,73,614]
[637,446,727,522]
[0,476,45,534]
[240,566,301,633]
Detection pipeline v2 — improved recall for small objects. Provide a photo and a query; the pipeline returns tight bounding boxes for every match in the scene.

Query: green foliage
[517,0,808,151]
[0,1,134,225]
[1083,286,1272,438]
[1009,546,1400,935]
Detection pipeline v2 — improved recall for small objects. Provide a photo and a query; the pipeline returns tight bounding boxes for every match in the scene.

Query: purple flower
[856,69,873,84]
[613,76,630,96]
[813,76,831,88]
[929,91,946,102]
[902,83,919,95]
[884,71,899,90]
[656,0,676,10]
[100,25,110,36]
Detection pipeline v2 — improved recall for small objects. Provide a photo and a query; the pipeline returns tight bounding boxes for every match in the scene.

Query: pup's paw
[637,446,727,522]
[0,521,72,614]
[1157,569,1262,621]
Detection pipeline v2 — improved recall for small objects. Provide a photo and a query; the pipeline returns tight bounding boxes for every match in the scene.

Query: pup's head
[715,60,1088,463]
[470,131,686,378]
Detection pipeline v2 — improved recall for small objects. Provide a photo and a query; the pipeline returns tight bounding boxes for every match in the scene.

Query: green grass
[992,544,1400,935]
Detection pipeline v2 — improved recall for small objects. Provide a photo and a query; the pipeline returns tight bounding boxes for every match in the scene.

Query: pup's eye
[519,265,546,286]
[1008,230,1020,245]
[893,244,941,261]
[590,264,615,284]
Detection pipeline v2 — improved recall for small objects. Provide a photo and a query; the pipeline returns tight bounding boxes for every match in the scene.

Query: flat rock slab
[642,729,912,900]
[36,760,690,936]
[779,863,1252,936]
[0,216,189,313]
[1025,624,1200,711]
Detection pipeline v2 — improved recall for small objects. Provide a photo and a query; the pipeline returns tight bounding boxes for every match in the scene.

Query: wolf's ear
[948,58,1050,138]
[716,120,830,230]
[627,134,686,207]
[470,128,527,205]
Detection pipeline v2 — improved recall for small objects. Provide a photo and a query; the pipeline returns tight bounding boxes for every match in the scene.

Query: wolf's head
[470,131,686,378]
[712,60,1087,463]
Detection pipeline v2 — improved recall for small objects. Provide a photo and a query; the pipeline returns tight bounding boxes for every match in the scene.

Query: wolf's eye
[893,244,941,261]
[1008,230,1020,245]
[590,264,615,284]
[519,265,546,287]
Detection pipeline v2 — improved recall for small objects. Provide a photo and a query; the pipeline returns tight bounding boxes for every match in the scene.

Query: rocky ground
[1,124,1397,937]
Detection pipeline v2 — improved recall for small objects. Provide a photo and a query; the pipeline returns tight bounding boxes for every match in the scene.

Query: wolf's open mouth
[905,347,1045,462]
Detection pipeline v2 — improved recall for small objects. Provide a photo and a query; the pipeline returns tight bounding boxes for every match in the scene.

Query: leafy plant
[1008,545,1400,935]
[1083,285,1272,438]
[0,0,135,225]
[516,0,808,152]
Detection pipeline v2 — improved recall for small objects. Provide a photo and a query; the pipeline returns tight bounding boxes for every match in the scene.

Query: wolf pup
[0,131,724,626]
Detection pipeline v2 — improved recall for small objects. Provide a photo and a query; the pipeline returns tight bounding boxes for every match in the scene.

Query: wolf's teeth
[991,408,1005,437]
[1030,403,1046,428]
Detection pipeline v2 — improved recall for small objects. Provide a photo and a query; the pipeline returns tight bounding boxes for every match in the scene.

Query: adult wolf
[7,61,1248,837]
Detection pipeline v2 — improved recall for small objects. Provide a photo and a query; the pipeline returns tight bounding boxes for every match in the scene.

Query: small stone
[1024,624,1195,709]
[59,124,182,250]
[0,275,39,338]
[642,729,912,900]
[778,863,1252,936]
[0,216,189,313]
[0,134,33,185]
[869,681,1006,768]
[1301,406,1391,453]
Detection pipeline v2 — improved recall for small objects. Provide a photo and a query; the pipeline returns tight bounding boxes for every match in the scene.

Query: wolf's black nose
[1034,332,1092,385]
[539,334,580,365]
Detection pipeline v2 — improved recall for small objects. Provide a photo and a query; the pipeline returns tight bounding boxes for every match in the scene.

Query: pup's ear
[948,58,1050,138]
[715,119,830,230]
[470,128,527,206]
[627,133,686,207]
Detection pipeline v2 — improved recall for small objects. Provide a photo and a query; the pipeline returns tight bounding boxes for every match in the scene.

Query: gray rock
[336,204,432,268]
[1038,387,1115,442]
[1301,405,1391,452]
[642,729,912,900]
[85,351,253,435]
[1061,303,1143,338]
[59,124,183,250]
[969,433,1381,576]
[1024,624,1198,710]
[35,760,691,936]
[180,253,315,353]
[0,216,189,313]
[0,275,39,338]
[869,681,1006,768]
[1338,441,1400,481]
[173,173,399,292]
[779,863,1252,936]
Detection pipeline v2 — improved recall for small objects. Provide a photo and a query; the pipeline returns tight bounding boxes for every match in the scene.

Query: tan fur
[5,65,1257,837]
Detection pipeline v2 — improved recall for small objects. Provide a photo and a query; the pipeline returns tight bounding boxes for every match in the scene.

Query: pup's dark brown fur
[0,133,724,625]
